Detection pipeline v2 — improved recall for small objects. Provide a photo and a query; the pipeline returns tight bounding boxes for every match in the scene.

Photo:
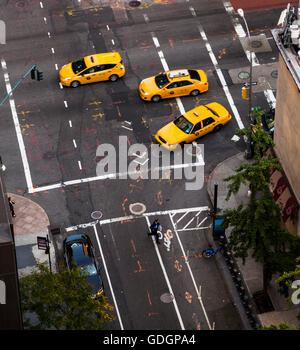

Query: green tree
[222,111,300,292]
[20,263,114,330]
[260,257,300,330]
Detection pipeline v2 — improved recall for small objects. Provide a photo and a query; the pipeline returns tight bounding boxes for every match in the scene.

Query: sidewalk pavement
[8,193,56,277]
[207,152,300,329]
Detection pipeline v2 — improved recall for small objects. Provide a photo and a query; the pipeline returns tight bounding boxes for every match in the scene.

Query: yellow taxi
[59,52,125,88]
[155,102,231,150]
[139,69,208,102]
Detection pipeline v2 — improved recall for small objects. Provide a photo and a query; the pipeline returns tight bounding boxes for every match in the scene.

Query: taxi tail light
[204,82,208,85]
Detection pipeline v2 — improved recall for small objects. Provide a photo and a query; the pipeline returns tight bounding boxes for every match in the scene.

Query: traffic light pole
[0,64,37,106]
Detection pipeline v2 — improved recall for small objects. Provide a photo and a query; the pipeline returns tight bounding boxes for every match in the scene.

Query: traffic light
[242,85,249,100]
[37,69,43,81]
[31,66,36,80]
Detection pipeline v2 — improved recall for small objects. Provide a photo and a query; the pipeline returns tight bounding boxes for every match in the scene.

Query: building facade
[271,3,300,237]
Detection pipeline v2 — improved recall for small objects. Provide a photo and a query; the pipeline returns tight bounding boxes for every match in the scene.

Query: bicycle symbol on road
[158,229,173,251]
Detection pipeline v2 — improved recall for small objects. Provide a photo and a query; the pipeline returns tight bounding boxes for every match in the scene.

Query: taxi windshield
[174,115,194,134]
[72,59,87,74]
[155,73,169,89]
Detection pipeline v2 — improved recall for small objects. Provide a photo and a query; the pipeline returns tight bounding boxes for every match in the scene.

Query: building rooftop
[272,2,300,91]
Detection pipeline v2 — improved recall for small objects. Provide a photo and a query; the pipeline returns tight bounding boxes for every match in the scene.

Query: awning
[269,168,297,223]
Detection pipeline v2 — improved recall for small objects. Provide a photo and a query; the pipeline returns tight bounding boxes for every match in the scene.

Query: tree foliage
[221,111,300,283]
[20,263,114,330]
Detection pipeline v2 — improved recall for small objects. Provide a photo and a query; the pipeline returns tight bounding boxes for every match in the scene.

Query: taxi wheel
[151,95,161,103]
[71,80,80,88]
[109,74,118,82]
[213,124,222,132]
[190,89,200,96]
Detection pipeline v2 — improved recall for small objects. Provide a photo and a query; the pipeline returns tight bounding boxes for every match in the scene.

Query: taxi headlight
[63,77,71,81]
[142,90,151,95]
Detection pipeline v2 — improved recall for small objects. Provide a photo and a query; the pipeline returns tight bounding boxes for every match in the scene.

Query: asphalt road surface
[0,0,286,330]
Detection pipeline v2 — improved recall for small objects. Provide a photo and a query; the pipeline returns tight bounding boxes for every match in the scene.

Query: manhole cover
[91,211,103,220]
[160,293,174,303]
[271,70,278,79]
[16,1,25,7]
[129,0,141,7]
[43,151,56,160]
[129,202,146,215]
[238,71,250,80]
[250,40,262,49]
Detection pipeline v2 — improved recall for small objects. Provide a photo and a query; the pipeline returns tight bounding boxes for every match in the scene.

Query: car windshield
[174,115,194,134]
[205,105,219,117]
[155,73,169,89]
[81,263,97,276]
[72,59,87,74]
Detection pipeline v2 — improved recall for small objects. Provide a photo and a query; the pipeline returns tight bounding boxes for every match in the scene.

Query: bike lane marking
[145,216,185,330]
[93,223,124,330]
[169,213,213,330]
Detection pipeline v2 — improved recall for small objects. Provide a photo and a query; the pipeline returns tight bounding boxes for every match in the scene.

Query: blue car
[63,234,104,296]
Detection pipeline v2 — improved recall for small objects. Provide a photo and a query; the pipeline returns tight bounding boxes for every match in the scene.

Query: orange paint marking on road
[147,290,152,306]
[182,38,201,43]
[185,291,193,304]
[156,191,163,205]
[174,259,183,272]
[131,239,136,253]
[169,39,174,48]
[116,104,122,118]
[134,260,145,273]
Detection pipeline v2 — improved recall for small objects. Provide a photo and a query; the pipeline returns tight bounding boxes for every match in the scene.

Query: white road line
[47,32,51,38]
[222,0,276,108]
[197,24,245,130]
[64,100,68,108]
[106,25,110,30]
[65,206,210,231]
[69,120,72,127]
[59,82,63,89]
[93,224,124,330]
[40,1,43,8]
[121,125,133,131]
[174,210,191,225]
[29,159,204,193]
[78,161,82,170]
[169,214,213,330]
[111,39,115,45]
[51,48,55,54]
[73,139,77,148]
[176,226,210,232]
[1,59,33,191]
[145,216,185,330]
[143,14,149,23]
[55,64,58,70]
[182,211,201,230]
[43,17,47,24]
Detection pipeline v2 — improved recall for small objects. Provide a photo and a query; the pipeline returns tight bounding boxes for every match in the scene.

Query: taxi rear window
[188,69,200,81]
[72,59,87,74]
[155,73,169,89]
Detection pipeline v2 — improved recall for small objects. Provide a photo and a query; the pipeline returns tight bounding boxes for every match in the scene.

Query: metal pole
[0,64,37,106]
[212,183,218,237]
[46,234,52,273]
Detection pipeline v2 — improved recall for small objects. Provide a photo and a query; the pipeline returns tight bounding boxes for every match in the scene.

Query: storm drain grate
[160,293,174,303]
[129,1,141,7]
[91,211,103,220]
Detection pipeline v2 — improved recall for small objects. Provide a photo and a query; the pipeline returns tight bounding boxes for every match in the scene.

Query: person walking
[148,219,161,244]
[8,197,16,217]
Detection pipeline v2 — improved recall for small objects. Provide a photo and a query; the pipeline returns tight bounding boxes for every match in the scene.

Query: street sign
[37,236,48,251]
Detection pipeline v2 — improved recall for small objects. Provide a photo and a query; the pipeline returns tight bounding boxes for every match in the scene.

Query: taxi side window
[202,117,215,127]
[166,82,181,89]
[99,64,116,71]
[180,80,193,86]
[193,122,202,133]
[82,66,100,74]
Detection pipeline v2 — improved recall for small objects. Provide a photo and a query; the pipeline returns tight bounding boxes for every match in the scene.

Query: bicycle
[202,244,223,258]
